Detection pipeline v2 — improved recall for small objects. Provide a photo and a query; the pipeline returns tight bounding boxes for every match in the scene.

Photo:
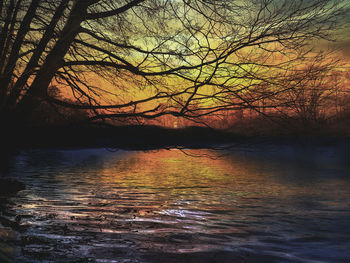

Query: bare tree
[0,0,348,126]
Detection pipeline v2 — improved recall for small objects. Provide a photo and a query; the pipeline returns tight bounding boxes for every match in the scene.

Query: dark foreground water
[1,144,350,262]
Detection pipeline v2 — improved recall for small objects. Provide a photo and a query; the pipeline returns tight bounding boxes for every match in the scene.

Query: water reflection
[2,147,350,262]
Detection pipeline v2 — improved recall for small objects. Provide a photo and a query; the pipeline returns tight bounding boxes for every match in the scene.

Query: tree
[0,0,348,126]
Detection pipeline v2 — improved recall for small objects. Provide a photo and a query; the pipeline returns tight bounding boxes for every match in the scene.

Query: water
[1,145,350,262]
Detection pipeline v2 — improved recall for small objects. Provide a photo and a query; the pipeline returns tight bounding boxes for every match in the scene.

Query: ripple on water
[1,148,350,263]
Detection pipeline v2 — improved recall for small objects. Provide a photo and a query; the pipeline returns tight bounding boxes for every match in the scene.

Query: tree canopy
[0,0,348,127]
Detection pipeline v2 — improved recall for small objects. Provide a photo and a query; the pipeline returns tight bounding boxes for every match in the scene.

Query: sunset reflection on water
[4,147,350,262]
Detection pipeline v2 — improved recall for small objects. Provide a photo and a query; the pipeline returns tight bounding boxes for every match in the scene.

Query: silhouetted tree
[0,0,348,126]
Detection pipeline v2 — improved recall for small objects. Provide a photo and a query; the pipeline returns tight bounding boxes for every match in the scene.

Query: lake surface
[1,144,350,262]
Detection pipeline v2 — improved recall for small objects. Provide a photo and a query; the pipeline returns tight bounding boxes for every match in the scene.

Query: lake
[1,144,350,262]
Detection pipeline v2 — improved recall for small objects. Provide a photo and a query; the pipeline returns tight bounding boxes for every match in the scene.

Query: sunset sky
[1,0,349,127]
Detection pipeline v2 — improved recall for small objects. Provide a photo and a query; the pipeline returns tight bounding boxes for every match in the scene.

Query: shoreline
[3,124,350,151]
[0,179,25,263]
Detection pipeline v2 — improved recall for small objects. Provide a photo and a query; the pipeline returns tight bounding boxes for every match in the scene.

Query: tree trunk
[0,0,40,107]
[0,0,16,73]
[0,0,23,73]
[16,0,94,118]
[6,0,70,110]
[0,0,4,20]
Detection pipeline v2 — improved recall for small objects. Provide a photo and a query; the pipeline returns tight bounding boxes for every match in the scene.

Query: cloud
[316,27,350,59]
[334,39,350,57]
[329,33,350,58]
